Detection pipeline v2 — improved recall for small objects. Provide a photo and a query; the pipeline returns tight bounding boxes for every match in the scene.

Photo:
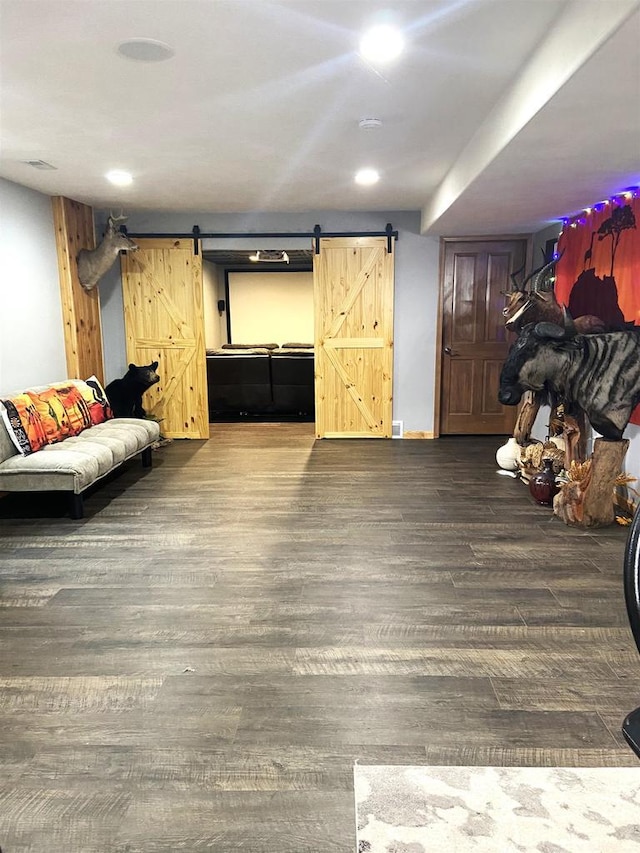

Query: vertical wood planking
[313,237,394,438]
[51,197,105,384]
[120,239,208,439]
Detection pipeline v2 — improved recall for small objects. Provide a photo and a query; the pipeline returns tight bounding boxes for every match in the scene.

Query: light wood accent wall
[51,196,105,384]
[314,237,394,438]
[120,239,208,439]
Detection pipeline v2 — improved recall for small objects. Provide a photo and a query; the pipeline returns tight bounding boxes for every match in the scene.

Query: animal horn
[515,259,549,294]
[531,258,557,293]
[532,248,565,293]
[509,262,527,293]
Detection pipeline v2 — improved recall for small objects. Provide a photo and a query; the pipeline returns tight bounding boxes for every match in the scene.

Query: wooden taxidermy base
[553,437,629,528]
[513,391,541,444]
[560,409,589,468]
[513,392,589,468]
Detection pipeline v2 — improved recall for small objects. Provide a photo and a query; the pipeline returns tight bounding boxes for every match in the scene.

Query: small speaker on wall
[217,300,226,314]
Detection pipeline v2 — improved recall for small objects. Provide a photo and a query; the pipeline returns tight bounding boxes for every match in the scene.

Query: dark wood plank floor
[1,424,638,852]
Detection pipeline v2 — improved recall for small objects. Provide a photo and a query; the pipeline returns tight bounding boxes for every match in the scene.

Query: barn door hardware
[125,225,398,249]
[309,224,398,256]
[385,223,394,254]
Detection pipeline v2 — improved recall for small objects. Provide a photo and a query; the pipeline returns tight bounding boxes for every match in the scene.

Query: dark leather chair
[270,349,315,418]
[623,503,640,758]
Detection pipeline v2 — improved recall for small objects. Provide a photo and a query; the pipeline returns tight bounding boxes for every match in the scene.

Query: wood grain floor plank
[420,744,640,767]
[0,425,636,852]
[491,676,640,712]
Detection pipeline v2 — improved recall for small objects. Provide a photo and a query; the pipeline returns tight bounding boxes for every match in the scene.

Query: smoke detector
[359,118,383,130]
[116,38,175,62]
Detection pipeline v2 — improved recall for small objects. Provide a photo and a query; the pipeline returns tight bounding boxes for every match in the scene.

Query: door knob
[444,346,455,355]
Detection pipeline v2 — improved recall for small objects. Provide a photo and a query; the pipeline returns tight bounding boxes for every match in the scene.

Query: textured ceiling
[1,0,638,236]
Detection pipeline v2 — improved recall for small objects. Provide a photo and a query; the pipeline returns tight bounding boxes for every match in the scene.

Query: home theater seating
[206,343,315,420]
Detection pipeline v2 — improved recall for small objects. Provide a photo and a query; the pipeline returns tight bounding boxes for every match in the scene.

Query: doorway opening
[203,249,315,425]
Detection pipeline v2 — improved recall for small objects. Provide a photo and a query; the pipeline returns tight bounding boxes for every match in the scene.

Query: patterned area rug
[354,765,640,852]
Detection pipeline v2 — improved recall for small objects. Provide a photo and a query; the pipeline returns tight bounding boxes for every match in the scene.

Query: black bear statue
[105,361,160,418]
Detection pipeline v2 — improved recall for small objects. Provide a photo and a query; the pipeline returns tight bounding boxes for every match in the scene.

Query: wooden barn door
[439,238,527,435]
[313,236,394,438]
[120,238,208,439]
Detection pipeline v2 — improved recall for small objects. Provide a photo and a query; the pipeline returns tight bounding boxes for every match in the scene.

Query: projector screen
[228,271,314,345]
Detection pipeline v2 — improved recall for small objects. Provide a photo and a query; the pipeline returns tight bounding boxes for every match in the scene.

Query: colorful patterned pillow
[79,376,113,424]
[27,387,76,444]
[0,394,48,455]
[51,378,112,430]
[50,384,95,434]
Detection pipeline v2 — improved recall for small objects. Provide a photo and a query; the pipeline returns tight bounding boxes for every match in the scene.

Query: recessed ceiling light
[359,25,404,63]
[116,38,174,62]
[105,170,133,187]
[355,168,380,186]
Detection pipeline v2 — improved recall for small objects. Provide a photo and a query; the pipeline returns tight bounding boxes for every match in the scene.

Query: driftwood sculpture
[77,212,138,291]
[554,438,629,527]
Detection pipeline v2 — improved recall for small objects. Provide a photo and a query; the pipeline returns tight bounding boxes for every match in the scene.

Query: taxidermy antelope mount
[502,249,605,334]
[77,212,138,291]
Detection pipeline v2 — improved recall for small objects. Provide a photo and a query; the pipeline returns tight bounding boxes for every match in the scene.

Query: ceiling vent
[22,159,57,170]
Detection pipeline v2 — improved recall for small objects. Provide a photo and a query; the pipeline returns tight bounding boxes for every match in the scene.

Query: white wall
[0,178,67,390]
[228,271,313,345]
[98,210,439,434]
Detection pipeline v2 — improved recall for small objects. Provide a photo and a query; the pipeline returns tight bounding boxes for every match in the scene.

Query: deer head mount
[77,212,138,291]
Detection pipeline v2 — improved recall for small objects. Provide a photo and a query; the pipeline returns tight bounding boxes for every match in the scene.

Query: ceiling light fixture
[358,118,383,130]
[355,168,380,186]
[249,250,290,264]
[105,169,133,187]
[359,25,404,64]
[116,38,175,62]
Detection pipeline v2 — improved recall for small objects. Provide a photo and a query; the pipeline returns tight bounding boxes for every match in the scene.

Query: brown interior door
[440,238,528,435]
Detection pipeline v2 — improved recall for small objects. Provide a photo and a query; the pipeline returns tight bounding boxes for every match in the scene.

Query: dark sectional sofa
[206,344,314,420]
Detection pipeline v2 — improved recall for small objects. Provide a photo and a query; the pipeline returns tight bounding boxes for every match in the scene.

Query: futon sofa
[206,344,315,419]
[0,378,160,518]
